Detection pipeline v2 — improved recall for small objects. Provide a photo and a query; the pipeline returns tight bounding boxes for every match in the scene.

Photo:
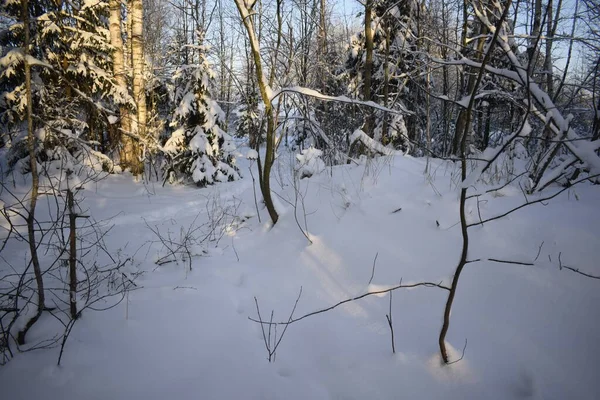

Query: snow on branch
[350,130,404,157]
[467,2,600,190]
[270,86,412,115]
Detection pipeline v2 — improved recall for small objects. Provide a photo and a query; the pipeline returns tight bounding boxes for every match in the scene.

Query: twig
[254,297,270,361]
[534,242,545,262]
[446,338,468,365]
[465,171,528,200]
[232,237,240,262]
[466,258,533,266]
[385,289,396,354]
[270,287,303,358]
[487,258,534,266]
[558,252,600,280]
[368,252,379,285]
[249,280,449,326]
[253,287,303,362]
[468,174,600,228]
[248,163,262,224]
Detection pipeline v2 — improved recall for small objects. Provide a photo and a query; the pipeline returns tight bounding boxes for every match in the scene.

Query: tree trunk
[425,63,431,170]
[528,0,542,73]
[234,0,279,225]
[17,0,46,345]
[382,26,391,144]
[441,1,450,156]
[109,0,131,166]
[130,0,145,176]
[317,0,327,90]
[363,0,374,137]
[439,0,512,363]
[593,95,600,142]
[452,18,488,155]
[483,104,492,149]
[544,0,554,97]
[67,189,78,320]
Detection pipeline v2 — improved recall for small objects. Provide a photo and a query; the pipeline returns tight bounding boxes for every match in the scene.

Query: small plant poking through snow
[295,147,325,179]
[144,194,245,272]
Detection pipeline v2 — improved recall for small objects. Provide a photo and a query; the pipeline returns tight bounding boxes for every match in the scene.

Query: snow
[295,147,325,178]
[350,129,404,156]
[1,149,599,399]
[189,131,212,155]
[456,95,471,108]
[163,128,185,153]
[463,15,600,187]
[246,149,258,160]
[175,92,197,119]
[270,86,411,115]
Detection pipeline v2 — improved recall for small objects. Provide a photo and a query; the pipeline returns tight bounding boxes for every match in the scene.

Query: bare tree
[16,0,45,346]
[234,0,280,224]
[436,0,600,363]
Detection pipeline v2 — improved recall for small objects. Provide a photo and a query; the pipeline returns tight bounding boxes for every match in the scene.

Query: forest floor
[1,148,599,399]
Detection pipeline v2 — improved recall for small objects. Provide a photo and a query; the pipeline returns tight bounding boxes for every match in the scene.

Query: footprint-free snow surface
[1,153,599,399]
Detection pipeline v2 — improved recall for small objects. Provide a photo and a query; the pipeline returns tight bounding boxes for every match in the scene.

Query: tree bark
[67,189,78,320]
[130,0,145,175]
[382,26,391,144]
[544,0,554,97]
[528,0,543,73]
[109,0,132,168]
[452,13,488,155]
[17,0,46,345]
[439,0,512,363]
[234,0,279,225]
[317,0,327,90]
[363,0,374,137]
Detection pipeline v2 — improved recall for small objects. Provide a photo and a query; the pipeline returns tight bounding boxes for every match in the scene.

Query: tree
[0,0,122,345]
[129,0,146,176]
[15,0,44,346]
[344,0,419,149]
[234,0,280,225]
[1,0,119,173]
[109,0,135,171]
[437,0,600,363]
[163,45,240,187]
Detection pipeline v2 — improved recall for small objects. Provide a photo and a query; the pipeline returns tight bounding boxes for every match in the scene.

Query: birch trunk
[109,0,133,169]
[128,0,145,175]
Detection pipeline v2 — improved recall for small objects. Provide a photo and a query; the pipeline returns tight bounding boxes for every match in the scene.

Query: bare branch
[249,280,449,326]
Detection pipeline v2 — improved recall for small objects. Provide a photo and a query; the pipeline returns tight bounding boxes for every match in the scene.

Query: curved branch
[249,280,450,326]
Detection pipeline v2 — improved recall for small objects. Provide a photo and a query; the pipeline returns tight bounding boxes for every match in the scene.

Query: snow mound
[296,147,325,178]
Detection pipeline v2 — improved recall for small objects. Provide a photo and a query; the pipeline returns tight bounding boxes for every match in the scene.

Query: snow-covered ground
[1,151,599,399]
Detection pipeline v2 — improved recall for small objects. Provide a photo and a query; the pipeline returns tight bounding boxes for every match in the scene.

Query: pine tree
[163,45,240,186]
[0,0,120,173]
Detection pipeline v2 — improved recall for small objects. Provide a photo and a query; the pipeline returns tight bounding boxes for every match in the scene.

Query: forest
[1,0,599,398]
